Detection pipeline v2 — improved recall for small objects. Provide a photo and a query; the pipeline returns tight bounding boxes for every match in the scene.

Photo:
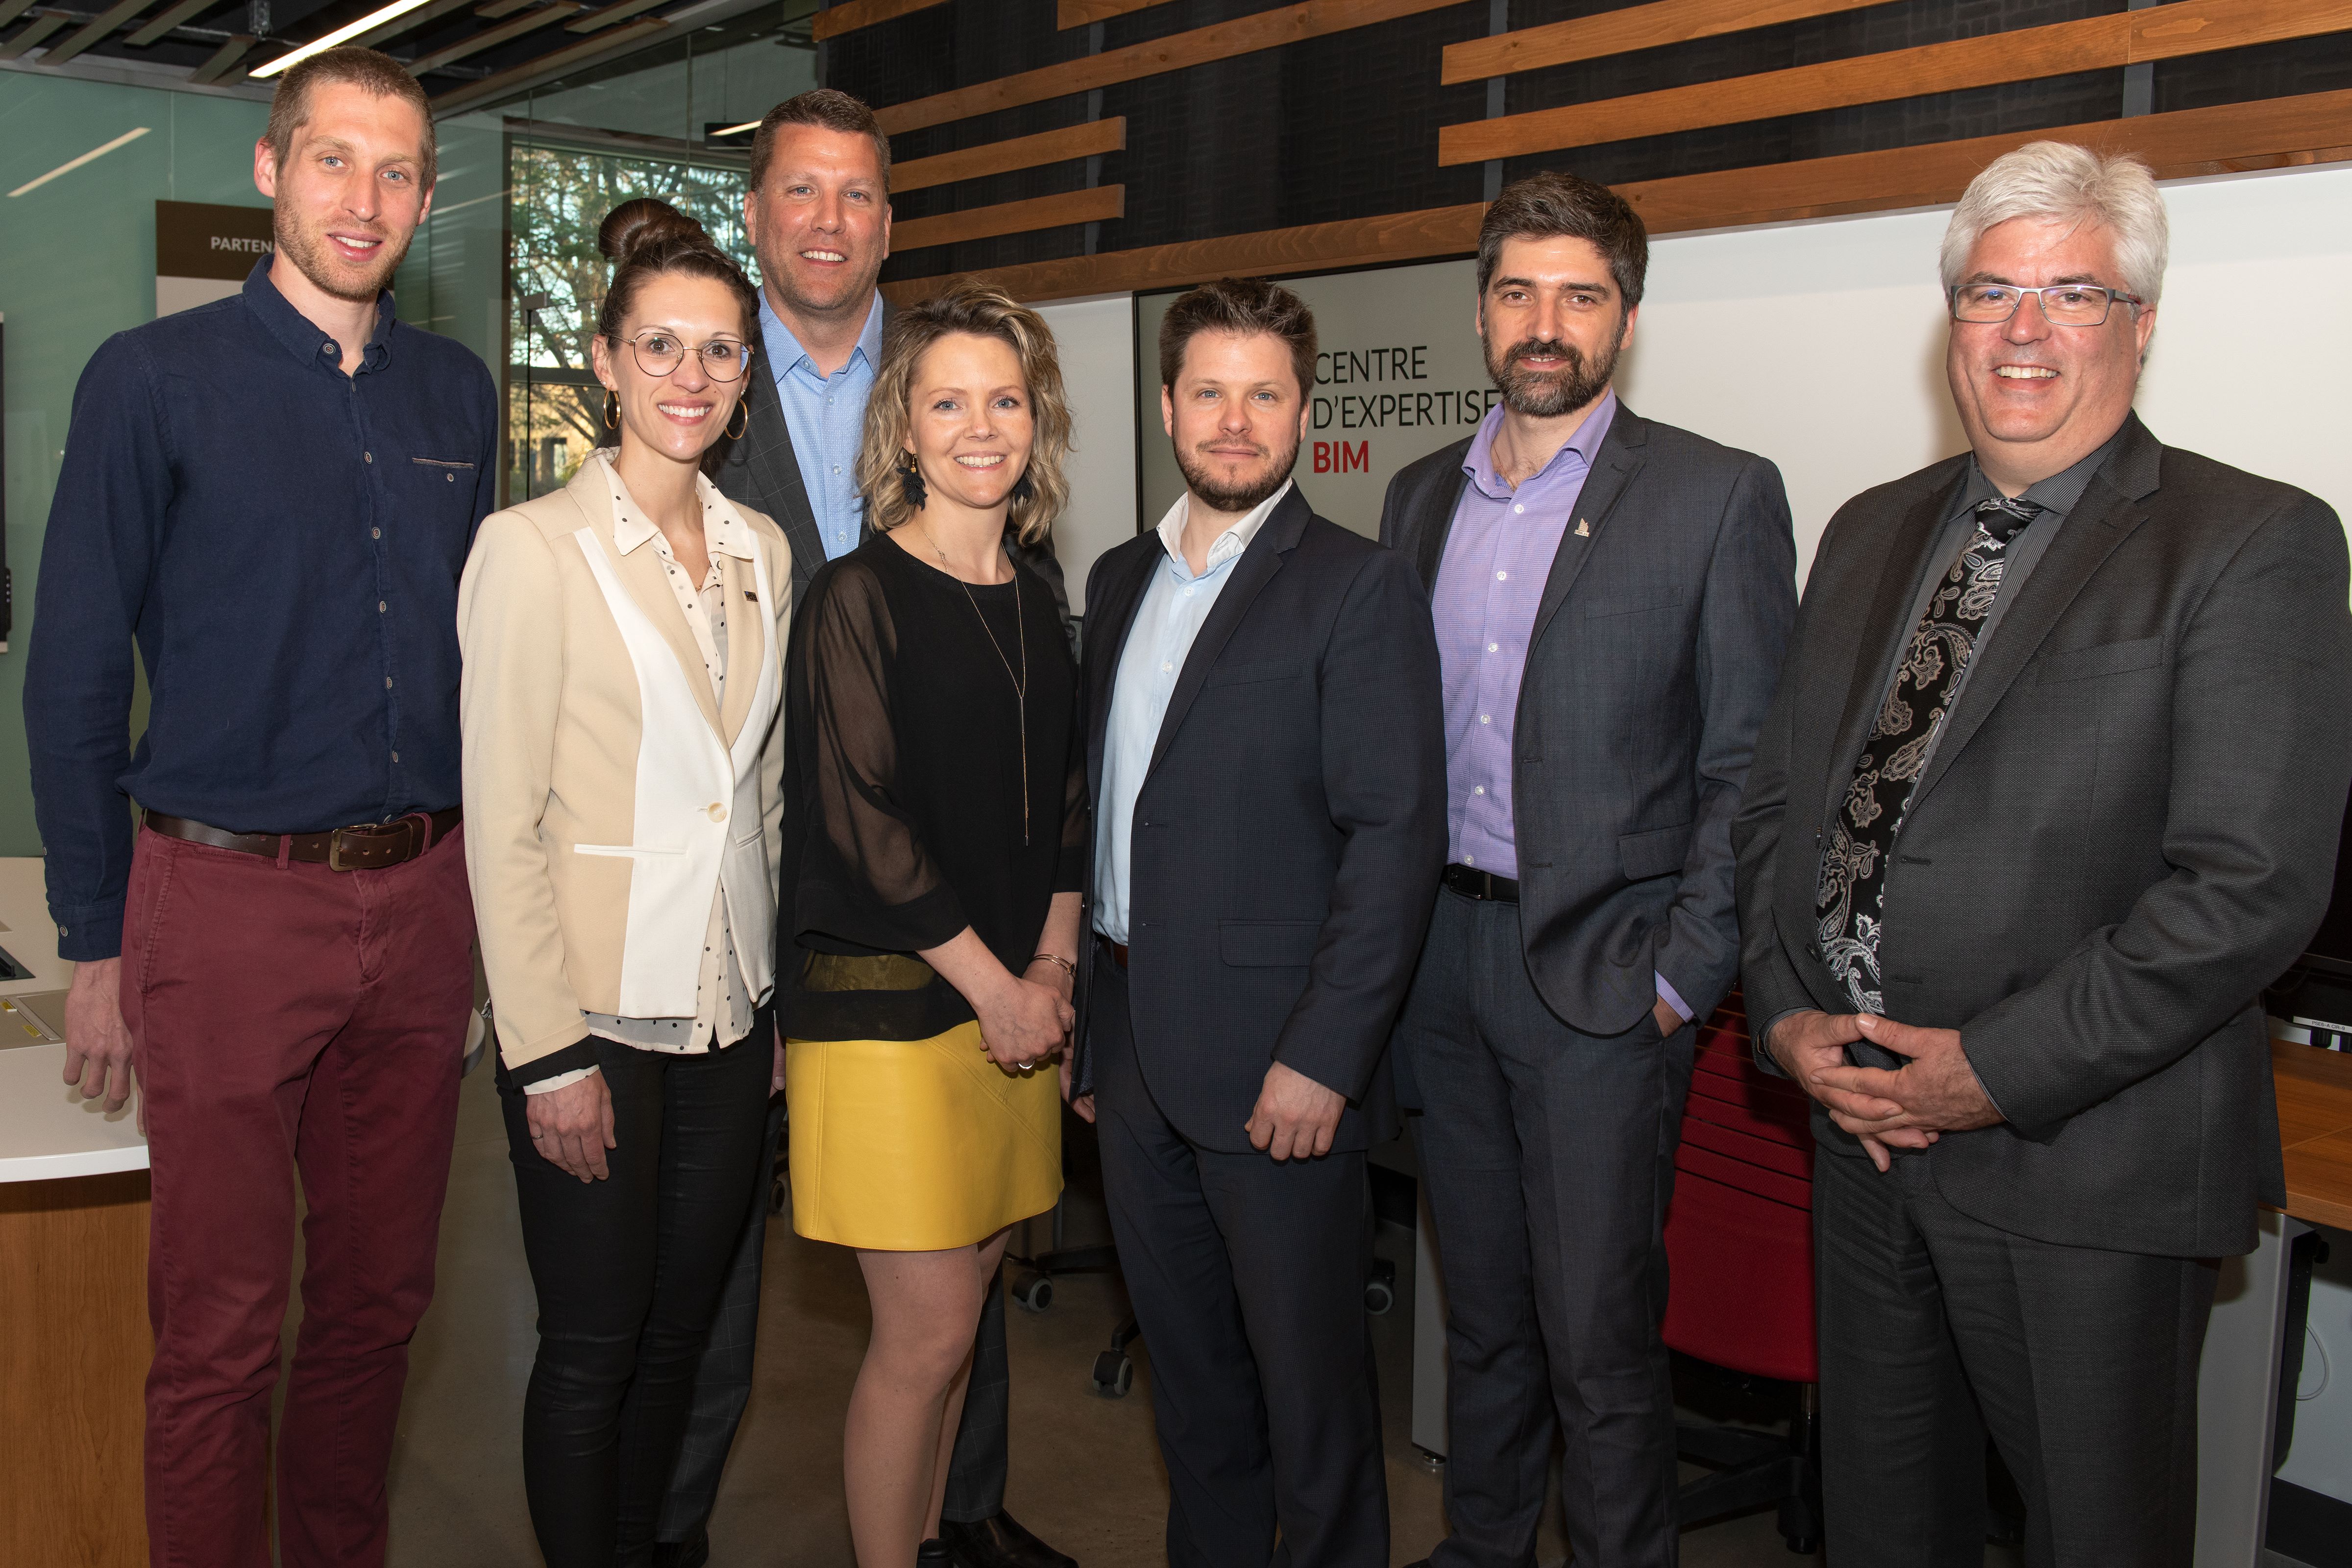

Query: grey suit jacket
[1379,403,1798,1041]
[1732,415,2352,1258]
[710,299,1068,619]
[1073,487,1448,1152]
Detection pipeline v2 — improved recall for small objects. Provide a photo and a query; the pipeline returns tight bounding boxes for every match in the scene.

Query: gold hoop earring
[603,390,618,431]
[726,399,748,441]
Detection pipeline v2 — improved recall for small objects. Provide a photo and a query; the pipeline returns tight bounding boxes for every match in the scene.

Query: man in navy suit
[1073,278,1447,1568]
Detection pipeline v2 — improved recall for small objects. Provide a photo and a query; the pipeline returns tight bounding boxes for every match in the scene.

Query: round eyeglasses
[613,329,753,382]
[1949,283,2144,328]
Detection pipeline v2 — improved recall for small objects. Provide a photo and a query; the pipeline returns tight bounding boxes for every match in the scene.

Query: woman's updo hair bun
[593,196,761,362]
[598,197,710,266]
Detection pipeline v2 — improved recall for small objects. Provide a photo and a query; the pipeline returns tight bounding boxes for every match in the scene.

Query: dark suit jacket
[1732,415,2352,1258]
[1075,487,1448,1153]
[710,297,1068,618]
[1379,403,1798,1041]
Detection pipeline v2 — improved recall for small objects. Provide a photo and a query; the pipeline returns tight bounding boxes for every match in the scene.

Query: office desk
[0,858,151,1568]
[2275,1039,2352,1229]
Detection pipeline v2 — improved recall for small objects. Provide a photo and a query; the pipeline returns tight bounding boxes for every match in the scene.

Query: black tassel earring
[898,452,927,510]
[1009,471,1035,505]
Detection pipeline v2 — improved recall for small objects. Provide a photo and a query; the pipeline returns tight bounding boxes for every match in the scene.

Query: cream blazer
[458,457,792,1074]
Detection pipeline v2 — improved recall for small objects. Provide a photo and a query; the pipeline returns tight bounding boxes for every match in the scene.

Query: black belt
[1442,863,1519,902]
[145,807,461,871]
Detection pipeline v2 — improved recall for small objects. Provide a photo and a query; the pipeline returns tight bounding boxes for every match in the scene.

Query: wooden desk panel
[2274,1040,2352,1233]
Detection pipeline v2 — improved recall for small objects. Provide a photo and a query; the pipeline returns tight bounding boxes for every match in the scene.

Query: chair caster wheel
[1091,1350,1133,1397]
[1011,1272,1053,1312]
[1364,1256,1397,1314]
[1781,1535,1818,1555]
[768,1176,787,1215]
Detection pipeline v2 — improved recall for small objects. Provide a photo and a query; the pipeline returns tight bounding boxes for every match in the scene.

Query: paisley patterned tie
[1816,494,2043,1012]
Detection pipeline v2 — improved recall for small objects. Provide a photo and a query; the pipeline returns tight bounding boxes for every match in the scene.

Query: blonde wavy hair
[856,278,1071,546]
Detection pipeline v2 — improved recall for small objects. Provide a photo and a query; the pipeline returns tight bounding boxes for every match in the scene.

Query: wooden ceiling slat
[880,86,2352,306]
[1441,0,1883,85]
[1057,0,1160,25]
[0,10,70,59]
[566,0,667,33]
[810,0,945,44]
[407,0,579,74]
[354,0,475,47]
[43,0,155,65]
[428,13,664,112]
[477,0,540,16]
[891,118,1126,195]
[876,0,1462,138]
[125,0,221,47]
[186,27,252,77]
[890,182,1125,252]
[0,0,38,26]
[1439,0,2352,166]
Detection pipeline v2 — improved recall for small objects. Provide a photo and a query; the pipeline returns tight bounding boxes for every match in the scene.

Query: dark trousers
[1393,888,1693,1568]
[120,824,474,1568]
[1813,1146,2217,1568]
[501,1021,772,1568]
[1091,947,1389,1568]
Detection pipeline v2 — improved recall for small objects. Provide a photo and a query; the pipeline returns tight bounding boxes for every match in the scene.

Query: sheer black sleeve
[1055,663,1087,894]
[792,559,970,952]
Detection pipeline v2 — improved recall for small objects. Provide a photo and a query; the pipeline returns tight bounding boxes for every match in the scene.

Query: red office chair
[1662,991,1823,1554]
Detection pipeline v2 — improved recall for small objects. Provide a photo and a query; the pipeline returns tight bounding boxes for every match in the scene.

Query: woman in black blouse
[782,278,1083,1567]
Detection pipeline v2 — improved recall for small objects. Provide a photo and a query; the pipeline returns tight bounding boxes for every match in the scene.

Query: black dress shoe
[651,1536,710,1568]
[938,1509,1078,1568]
[918,1541,958,1565]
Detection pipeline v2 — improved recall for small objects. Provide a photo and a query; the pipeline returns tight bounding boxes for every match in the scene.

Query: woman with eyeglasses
[457,197,788,1568]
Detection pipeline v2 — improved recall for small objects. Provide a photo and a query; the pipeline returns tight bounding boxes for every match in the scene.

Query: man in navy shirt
[24,48,495,1568]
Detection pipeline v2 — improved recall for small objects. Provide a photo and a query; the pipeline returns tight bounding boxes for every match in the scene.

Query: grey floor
[366,1064,1996,1567]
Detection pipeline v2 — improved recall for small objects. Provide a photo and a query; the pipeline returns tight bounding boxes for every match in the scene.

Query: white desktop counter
[0,856,152,1568]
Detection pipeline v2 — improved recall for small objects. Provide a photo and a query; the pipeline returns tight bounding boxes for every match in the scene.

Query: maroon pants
[120,824,475,1568]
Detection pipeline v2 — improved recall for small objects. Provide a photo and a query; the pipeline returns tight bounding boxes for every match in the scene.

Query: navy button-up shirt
[25,257,498,960]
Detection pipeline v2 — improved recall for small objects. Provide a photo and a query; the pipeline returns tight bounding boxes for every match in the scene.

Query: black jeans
[500,1017,773,1568]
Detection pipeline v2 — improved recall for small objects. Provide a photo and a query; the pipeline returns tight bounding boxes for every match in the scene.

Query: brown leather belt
[144,807,462,871]
[1096,933,1129,971]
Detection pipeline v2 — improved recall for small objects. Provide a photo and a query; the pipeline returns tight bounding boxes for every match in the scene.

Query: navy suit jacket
[1075,487,1447,1153]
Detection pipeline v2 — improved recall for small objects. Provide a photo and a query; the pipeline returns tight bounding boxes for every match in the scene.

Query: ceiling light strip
[250,0,436,76]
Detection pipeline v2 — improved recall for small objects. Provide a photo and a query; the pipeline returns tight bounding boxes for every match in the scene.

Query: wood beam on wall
[43,0,154,66]
[881,88,2352,305]
[0,11,70,59]
[889,182,1126,252]
[1439,0,2352,165]
[891,118,1126,194]
[876,0,1464,137]
[124,0,220,46]
[1442,0,1880,85]
[811,0,946,43]
[1057,0,1161,25]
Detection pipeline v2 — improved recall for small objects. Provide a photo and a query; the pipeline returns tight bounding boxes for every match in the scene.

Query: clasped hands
[978,957,1075,1077]
[1766,1008,2002,1172]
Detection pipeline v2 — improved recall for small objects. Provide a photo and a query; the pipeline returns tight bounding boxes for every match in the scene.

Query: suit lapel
[739,368,825,577]
[1907,443,2154,809]
[1816,475,1960,833]
[1084,540,1160,799]
[1529,409,1649,648]
[1412,468,1469,596]
[714,548,765,746]
[568,466,728,743]
[1146,490,1306,778]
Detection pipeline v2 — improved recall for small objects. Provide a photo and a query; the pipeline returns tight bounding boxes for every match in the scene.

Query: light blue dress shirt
[1093,481,1293,945]
[757,291,883,561]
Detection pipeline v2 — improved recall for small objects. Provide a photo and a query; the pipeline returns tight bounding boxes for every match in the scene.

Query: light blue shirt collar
[758,290,883,391]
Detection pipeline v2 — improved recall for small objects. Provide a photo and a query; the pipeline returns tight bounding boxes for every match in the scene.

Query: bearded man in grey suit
[655,87,1071,1568]
[1733,142,2352,1567]
[1379,173,1797,1568]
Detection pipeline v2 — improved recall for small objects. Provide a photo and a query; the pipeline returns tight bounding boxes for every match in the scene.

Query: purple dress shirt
[1432,392,1690,1020]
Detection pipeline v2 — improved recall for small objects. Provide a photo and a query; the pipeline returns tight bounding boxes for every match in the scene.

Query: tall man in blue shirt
[1379,174,1796,1568]
[660,89,1072,1568]
[24,49,496,1568]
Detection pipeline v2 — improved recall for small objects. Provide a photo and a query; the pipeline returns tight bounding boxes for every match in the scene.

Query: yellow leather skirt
[785,1022,1062,1251]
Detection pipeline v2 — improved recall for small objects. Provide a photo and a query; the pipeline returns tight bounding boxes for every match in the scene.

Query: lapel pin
[1575,518,1591,537]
